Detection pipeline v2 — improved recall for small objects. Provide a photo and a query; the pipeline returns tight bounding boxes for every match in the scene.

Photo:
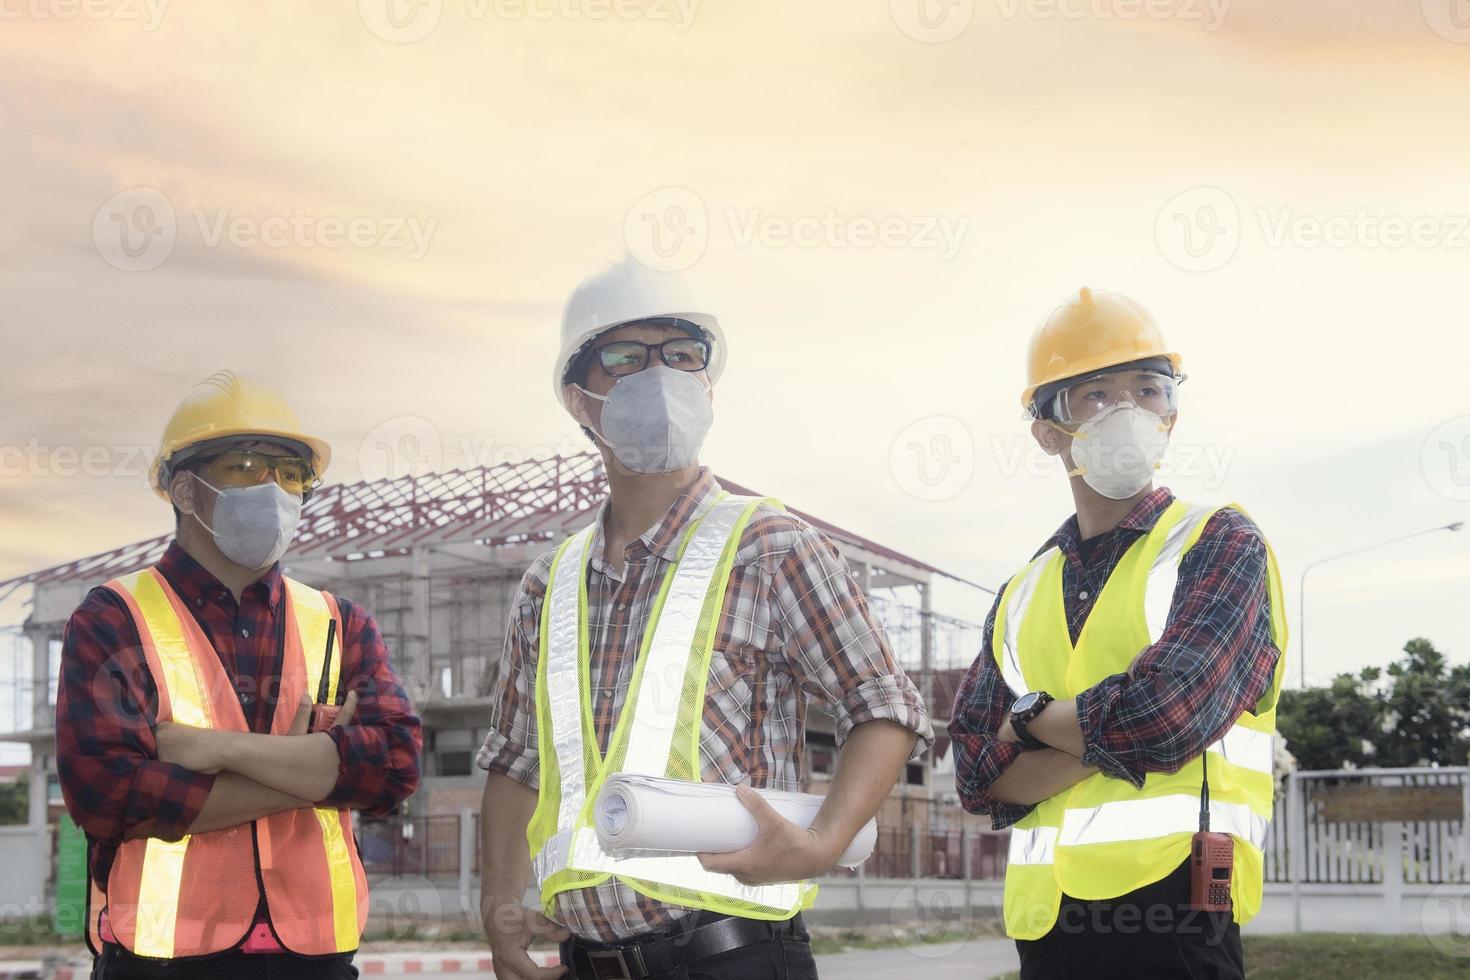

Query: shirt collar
[590,467,724,567]
[157,540,286,609]
[1040,486,1177,559]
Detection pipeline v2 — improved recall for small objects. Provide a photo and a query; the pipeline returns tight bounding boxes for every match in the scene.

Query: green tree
[0,779,27,825]
[1277,638,1470,771]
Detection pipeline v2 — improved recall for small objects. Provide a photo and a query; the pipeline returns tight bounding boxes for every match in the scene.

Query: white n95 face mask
[1065,403,1171,500]
[191,475,303,569]
[576,366,714,474]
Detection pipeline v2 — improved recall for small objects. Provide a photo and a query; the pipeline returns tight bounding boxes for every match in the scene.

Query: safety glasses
[1051,371,1182,426]
[593,337,711,377]
[195,450,320,495]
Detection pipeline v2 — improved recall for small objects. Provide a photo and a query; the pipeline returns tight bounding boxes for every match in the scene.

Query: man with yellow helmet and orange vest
[56,372,422,978]
[950,289,1286,978]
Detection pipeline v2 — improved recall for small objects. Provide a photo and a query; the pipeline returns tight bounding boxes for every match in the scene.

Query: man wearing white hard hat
[477,257,933,980]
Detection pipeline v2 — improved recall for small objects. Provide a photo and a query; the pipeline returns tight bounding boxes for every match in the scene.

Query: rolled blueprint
[593,773,878,869]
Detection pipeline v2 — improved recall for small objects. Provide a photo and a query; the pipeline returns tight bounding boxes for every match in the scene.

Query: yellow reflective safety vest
[527,492,819,921]
[995,500,1287,940]
[96,567,369,959]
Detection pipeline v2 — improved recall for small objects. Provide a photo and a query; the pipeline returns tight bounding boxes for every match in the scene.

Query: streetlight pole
[1298,521,1464,686]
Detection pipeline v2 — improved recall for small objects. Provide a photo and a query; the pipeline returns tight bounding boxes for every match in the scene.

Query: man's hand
[997,716,1021,744]
[155,722,228,774]
[697,784,841,885]
[481,894,569,980]
[287,690,360,736]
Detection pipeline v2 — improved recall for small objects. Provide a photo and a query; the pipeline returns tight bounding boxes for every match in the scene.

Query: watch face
[1013,692,1040,714]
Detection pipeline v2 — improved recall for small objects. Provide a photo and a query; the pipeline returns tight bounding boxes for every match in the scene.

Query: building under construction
[0,451,991,898]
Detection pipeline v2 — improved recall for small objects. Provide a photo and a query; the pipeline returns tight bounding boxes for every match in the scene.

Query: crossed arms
[56,588,423,846]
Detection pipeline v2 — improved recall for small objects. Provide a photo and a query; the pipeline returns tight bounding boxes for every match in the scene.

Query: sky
[2,1,1469,726]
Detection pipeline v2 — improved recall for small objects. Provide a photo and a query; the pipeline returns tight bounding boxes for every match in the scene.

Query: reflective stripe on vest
[1058,795,1270,851]
[102,568,367,959]
[1008,826,1058,867]
[530,494,813,915]
[998,551,1055,699]
[282,579,360,952]
[113,569,217,959]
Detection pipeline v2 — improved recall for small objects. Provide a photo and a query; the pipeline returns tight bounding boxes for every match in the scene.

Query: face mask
[190,475,303,569]
[575,366,714,474]
[1064,403,1171,500]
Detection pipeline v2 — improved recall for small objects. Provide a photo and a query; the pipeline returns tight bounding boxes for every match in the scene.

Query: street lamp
[1298,521,1464,686]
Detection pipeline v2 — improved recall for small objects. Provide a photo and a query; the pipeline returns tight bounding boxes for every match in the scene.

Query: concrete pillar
[1383,821,1404,933]
[409,548,432,707]
[960,824,973,909]
[24,625,50,731]
[459,808,476,917]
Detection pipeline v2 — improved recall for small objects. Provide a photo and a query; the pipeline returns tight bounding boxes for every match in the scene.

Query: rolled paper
[593,773,878,870]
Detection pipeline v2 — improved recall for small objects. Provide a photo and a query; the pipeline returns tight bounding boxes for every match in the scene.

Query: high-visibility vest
[995,500,1287,940]
[527,493,819,922]
[92,567,369,959]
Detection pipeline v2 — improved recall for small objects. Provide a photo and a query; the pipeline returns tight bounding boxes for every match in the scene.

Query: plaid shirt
[950,488,1281,829]
[56,542,423,890]
[478,468,933,942]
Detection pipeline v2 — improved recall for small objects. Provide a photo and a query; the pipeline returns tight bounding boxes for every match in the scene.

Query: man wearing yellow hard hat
[950,290,1287,978]
[477,256,933,980]
[56,371,422,978]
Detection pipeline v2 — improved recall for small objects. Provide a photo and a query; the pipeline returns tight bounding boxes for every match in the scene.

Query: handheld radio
[1190,752,1234,913]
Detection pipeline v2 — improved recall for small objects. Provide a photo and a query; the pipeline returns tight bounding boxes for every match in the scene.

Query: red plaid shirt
[950,488,1282,829]
[56,542,422,889]
[479,468,933,941]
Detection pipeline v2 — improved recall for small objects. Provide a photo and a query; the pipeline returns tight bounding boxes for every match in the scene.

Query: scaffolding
[0,452,990,817]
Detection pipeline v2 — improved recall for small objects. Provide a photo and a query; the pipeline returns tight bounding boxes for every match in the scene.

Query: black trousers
[560,910,819,980]
[91,944,357,980]
[1016,859,1244,980]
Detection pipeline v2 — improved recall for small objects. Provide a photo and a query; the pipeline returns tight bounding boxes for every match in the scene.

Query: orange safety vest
[87,566,369,960]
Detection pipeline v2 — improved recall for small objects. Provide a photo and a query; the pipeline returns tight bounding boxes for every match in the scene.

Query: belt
[560,912,802,980]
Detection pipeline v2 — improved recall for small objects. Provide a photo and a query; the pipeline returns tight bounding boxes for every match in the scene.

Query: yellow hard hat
[1021,287,1183,412]
[149,371,331,500]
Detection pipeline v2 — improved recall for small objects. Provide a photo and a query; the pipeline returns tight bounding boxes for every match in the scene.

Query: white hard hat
[553,256,727,408]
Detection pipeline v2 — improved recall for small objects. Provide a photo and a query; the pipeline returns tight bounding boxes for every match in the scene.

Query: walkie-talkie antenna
[1199,751,1211,833]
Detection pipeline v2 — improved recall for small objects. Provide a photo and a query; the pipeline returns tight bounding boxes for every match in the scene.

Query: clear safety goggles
[1047,370,1182,426]
[193,449,320,495]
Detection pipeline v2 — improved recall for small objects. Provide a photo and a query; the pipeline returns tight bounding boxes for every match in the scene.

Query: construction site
[0,450,1001,913]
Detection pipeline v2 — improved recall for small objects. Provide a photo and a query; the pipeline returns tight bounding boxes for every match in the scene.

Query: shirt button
[616,602,628,613]
[1078,590,1091,600]
[194,597,204,607]
[238,692,254,706]
[601,690,614,699]
[240,627,251,638]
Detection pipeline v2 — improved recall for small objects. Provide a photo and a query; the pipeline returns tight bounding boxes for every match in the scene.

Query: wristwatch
[1009,691,1055,750]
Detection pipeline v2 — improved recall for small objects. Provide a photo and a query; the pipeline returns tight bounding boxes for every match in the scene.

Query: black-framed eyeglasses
[592,337,711,377]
